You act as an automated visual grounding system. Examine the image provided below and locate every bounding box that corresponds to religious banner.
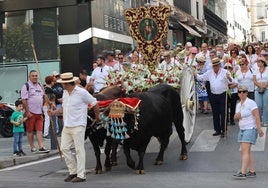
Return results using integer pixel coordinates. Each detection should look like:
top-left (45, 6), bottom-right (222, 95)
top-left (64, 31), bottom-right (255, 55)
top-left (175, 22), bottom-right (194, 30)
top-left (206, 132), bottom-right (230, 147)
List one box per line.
top-left (125, 5), bottom-right (171, 72)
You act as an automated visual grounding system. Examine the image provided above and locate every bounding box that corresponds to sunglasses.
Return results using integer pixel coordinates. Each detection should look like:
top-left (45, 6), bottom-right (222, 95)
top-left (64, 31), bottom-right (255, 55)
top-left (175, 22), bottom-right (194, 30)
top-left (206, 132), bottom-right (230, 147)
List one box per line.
top-left (224, 66), bottom-right (232, 69)
top-left (238, 90), bottom-right (247, 93)
top-left (239, 64), bottom-right (245, 66)
top-left (118, 57), bottom-right (123, 59)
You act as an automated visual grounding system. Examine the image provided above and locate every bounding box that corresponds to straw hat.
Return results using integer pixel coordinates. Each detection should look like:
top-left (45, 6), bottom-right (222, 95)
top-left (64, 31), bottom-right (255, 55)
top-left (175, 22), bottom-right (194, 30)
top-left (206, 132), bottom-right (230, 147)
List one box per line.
top-left (211, 57), bottom-right (221, 66)
top-left (162, 50), bottom-right (171, 57)
top-left (237, 85), bottom-right (248, 91)
top-left (257, 56), bottom-right (267, 65)
top-left (185, 42), bottom-right (192, 47)
top-left (224, 62), bottom-right (233, 68)
top-left (52, 71), bottom-right (60, 76)
top-left (197, 55), bottom-right (206, 62)
top-left (57, 72), bottom-right (79, 83)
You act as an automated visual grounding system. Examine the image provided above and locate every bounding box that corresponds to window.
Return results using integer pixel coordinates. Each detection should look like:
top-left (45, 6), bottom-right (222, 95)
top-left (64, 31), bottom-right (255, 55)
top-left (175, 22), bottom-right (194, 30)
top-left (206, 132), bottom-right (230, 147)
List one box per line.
top-left (261, 31), bottom-right (265, 42)
top-left (196, 1), bottom-right (199, 19)
top-left (3, 8), bottom-right (58, 63)
top-left (257, 2), bottom-right (267, 19)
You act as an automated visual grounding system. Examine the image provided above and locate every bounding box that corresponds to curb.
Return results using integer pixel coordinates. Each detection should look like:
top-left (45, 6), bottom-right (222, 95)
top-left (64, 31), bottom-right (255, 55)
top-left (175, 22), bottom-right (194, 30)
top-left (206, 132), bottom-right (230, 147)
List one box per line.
top-left (0, 150), bottom-right (59, 169)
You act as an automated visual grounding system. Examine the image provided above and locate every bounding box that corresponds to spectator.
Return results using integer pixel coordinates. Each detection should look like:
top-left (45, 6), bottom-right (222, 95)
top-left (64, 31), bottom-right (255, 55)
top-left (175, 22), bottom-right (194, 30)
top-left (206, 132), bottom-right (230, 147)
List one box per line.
top-left (105, 51), bottom-right (118, 68)
top-left (232, 85), bottom-right (264, 180)
top-left (236, 57), bottom-right (254, 100)
top-left (245, 45), bottom-right (258, 71)
top-left (89, 56), bottom-right (113, 93)
top-left (224, 63), bottom-right (238, 125)
top-left (43, 75), bottom-right (55, 138)
top-left (253, 57), bottom-right (268, 126)
top-left (52, 71), bottom-right (64, 135)
top-left (113, 52), bottom-right (124, 72)
top-left (195, 55), bottom-right (209, 114)
top-left (21, 70), bottom-right (50, 153)
top-left (10, 100), bottom-right (27, 156)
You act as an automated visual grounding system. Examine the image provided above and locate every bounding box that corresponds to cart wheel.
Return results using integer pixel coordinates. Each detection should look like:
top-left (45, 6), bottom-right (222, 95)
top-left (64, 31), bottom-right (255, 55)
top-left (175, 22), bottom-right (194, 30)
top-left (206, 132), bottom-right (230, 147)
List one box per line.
top-left (180, 66), bottom-right (197, 143)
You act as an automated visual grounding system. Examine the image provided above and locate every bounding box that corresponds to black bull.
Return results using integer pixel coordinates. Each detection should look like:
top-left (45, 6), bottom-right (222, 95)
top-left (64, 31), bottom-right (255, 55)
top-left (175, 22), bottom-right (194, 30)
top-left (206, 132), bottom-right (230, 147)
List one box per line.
top-left (85, 84), bottom-right (188, 174)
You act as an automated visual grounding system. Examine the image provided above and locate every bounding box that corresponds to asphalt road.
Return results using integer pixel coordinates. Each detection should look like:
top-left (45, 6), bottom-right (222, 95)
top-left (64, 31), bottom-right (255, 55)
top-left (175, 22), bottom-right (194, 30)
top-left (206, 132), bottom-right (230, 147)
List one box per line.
top-left (0, 111), bottom-right (268, 188)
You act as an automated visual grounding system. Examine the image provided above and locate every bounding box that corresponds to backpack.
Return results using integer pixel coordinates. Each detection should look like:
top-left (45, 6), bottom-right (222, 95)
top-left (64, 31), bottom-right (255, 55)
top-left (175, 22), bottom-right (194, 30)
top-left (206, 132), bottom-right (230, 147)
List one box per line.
top-left (25, 82), bottom-right (42, 91)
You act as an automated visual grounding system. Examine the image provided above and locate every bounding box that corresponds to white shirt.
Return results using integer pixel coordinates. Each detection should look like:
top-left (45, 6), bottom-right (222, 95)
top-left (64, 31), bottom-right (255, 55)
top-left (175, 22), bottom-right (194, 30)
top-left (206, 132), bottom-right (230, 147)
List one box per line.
top-left (246, 54), bottom-right (258, 70)
top-left (253, 67), bottom-right (268, 89)
top-left (62, 86), bottom-right (97, 127)
top-left (236, 69), bottom-right (254, 92)
top-left (86, 75), bottom-right (91, 84)
top-left (197, 68), bottom-right (230, 94)
top-left (158, 59), bottom-right (179, 71)
top-left (91, 65), bottom-right (113, 92)
top-left (236, 98), bottom-right (258, 130)
top-left (113, 62), bottom-right (124, 72)
top-left (197, 51), bottom-right (211, 72)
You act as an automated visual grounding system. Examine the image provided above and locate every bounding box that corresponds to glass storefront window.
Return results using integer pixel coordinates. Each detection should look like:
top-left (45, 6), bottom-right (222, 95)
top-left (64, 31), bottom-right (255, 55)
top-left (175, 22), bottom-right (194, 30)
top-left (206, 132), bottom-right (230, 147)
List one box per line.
top-left (92, 37), bottom-right (132, 59)
top-left (2, 8), bottom-right (59, 63)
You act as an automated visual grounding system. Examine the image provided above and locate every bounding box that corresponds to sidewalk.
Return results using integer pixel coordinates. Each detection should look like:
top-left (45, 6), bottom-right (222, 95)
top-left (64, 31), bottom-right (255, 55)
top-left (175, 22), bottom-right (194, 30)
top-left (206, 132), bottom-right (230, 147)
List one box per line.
top-left (0, 135), bottom-right (60, 169)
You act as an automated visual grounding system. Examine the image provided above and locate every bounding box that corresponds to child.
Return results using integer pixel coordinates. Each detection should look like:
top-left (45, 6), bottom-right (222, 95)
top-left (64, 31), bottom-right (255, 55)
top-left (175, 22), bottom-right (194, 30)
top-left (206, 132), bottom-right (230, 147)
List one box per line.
top-left (10, 100), bottom-right (27, 157)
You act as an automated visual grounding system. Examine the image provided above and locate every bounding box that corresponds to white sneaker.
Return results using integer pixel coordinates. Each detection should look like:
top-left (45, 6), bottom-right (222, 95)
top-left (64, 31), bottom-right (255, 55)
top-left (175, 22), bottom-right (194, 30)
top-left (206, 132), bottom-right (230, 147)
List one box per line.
top-left (31, 148), bottom-right (37, 152)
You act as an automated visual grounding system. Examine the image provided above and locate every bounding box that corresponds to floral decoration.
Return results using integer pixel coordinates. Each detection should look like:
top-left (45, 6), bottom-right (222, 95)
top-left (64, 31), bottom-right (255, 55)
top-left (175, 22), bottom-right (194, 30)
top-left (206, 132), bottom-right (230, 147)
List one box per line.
top-left (105, 64), bottom-right (183, 94)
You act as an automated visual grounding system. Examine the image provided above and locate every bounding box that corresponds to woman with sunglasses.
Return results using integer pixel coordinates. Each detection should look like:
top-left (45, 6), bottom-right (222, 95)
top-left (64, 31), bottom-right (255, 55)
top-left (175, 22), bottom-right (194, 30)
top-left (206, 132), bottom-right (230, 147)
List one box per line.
top-left (229, 47), bottom-right (240, 72)
top-left (236, 57), bottom-right (255, 100)
top-left (232, 85), bottom-right (264, 180)
top-left (253, 57), bottom-right (268, 126)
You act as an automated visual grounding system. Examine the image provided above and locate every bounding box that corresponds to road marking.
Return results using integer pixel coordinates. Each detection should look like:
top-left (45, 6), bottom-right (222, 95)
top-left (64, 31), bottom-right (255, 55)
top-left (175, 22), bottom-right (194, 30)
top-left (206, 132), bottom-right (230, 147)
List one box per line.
top-left (0, 156), bottom-right (61, 172)
top-left (189, 130), bottom-right (220, 152)
top-left (239, 127), bottom-right (267, 151)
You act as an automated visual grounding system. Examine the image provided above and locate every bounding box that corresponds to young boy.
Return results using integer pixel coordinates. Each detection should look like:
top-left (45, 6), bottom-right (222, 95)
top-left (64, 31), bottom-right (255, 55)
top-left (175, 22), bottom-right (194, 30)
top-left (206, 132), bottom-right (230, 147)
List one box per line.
top-left (10, 100), bottom-right (27, 156)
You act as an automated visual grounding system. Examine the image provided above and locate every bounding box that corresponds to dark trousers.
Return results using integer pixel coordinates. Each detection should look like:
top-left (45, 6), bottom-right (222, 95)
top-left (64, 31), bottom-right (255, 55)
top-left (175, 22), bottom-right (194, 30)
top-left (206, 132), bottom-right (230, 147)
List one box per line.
top-left (227, 93), bottom-right (239, 123)
top-left (210, 92), bottom-right (227, 133)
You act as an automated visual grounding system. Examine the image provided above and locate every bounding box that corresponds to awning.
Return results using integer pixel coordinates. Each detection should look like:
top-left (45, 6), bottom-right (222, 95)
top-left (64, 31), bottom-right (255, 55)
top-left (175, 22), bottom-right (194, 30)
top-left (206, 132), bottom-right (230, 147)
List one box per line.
top-left (195, 25), bottom-right (206, 34)
top-left (179, 22), bottom-right (201, 37)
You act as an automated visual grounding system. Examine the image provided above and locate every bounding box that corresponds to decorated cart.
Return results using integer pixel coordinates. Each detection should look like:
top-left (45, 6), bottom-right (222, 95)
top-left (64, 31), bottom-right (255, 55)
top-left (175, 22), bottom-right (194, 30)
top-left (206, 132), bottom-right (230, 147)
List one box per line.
top-left (99, 5), bottom-right (197, 143)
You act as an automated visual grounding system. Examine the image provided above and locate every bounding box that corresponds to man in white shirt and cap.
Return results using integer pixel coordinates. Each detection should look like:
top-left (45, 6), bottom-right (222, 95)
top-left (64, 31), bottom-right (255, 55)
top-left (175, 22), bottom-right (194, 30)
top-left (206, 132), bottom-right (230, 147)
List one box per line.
top-left (196, 57), bottom-right (232, 137)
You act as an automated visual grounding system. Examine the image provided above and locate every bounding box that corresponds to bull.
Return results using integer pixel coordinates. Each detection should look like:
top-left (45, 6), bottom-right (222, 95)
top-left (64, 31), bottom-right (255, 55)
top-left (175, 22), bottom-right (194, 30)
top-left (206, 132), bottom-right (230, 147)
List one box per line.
top-left (85, 86), bottom-right (124, 174)
top-left (123, 84), bottom-right (188, 174)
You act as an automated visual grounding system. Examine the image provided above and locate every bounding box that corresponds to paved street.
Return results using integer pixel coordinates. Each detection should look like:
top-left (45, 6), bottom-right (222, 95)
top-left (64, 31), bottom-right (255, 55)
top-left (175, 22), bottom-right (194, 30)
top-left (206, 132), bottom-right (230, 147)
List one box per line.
top-left (0, 111), bottom-right (268, 188)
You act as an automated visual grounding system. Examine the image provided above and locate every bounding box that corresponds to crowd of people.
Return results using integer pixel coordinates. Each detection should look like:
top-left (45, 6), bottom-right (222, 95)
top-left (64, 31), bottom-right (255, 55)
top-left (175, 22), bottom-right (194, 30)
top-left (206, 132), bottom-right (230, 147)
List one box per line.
top-left (10, 41), bottom-right (268, 182)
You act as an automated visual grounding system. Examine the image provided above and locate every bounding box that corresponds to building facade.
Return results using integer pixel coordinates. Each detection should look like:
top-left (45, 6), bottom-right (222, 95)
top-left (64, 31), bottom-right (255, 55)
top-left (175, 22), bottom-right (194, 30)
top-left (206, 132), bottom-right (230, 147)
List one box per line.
top-left (250, 0), bottom-right (268, 43)
top-left (225, 0), bottom-right (251, 44)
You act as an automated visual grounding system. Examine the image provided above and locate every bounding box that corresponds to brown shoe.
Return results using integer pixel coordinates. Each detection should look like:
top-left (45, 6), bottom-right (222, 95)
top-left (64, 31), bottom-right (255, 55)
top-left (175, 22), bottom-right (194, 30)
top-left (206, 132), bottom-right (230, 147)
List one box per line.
top-left (64, 174), bottom-right (77, 182)
top-left (71, 177), bottom-right (86, 183)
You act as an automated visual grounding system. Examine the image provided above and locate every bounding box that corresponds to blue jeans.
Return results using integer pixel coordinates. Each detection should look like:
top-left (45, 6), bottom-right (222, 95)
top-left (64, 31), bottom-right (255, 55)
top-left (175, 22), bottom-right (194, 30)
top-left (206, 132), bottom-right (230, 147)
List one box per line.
top-left (55, 104), bottom-right (63, 133)
top-left (238, 128), bottom-right (258, 145)
top-left (255, 89), bottom-right (268, 124)
top-left (13, 132), bottom-right (24, 153)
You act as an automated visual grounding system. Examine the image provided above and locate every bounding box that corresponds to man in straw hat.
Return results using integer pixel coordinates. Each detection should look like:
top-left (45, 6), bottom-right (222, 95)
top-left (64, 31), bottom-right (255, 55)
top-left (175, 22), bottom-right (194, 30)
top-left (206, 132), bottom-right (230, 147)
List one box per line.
top-left (196, 57), bottom-right (233, 137)
top-left (48, 72), bottom-right (101, 183)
